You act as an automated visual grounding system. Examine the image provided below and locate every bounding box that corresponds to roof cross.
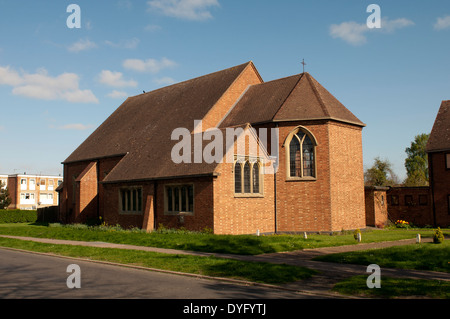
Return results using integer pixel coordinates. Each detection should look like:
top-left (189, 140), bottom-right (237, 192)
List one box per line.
top-left (301, 59), bottom-right (306, 73)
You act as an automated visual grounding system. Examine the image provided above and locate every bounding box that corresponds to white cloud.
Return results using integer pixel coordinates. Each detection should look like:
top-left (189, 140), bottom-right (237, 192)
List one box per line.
top-left (123, 57), bottom-right (177, 73)
top-left (68, 38), bottom-right (97, 53)
top-left (382, 18), bottom-right (415, 33)
top-left (105, 37), bottom-right (140, 49)
top-left (107, 90), bottom-right (129, 99)
top-left (330, 21), bottom-right (368, 46)
top-left (147, 0), bottom-right (220, 21)
top-left (330, 17), bottom-right (414, 45)
top-left (0, 65), bottom-right (23, 86)
top-left (0, 66), bottom-right (98, 103)
top-left (98, 70), bottom-right (138, 87)
top-left (57, 123), bottom-right (94, 130)
top-left (434, 15), bottom-right (450, 30)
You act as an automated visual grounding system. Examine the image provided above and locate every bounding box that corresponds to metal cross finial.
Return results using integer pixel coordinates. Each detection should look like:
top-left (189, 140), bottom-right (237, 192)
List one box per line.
top-left (301, 59), bottom-right (306, 73)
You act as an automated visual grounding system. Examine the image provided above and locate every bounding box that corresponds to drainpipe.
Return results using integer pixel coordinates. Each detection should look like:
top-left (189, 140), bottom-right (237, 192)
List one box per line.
top-left (274, 123), bottom-right (279, 234)
top-left (153, 180), bottom-right (158, 230)
top-left (96, 160), bottom-right (100, 221)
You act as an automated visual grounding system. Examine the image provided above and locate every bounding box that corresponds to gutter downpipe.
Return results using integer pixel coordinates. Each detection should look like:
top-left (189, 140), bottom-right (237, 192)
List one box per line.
top-left (274, 123), bottom-right (279, 234)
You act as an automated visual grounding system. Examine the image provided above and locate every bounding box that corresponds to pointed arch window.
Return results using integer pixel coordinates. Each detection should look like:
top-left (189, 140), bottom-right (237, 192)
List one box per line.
top-left (286, 127), bottom-right (317, 179)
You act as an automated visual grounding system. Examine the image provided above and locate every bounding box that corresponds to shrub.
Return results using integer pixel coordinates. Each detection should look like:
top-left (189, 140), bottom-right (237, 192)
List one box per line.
top-left (0, 209), bottom-right (37, 223)
top-left (433, 227), bottom-right (444, 244)
top-left (395, 220), bottom-right (410, 229)
top-left (353, 229), bottom-right (361, 241)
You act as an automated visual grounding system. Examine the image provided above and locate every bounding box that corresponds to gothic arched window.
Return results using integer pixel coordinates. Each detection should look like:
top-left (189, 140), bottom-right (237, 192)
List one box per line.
top-left (286, 127), bottom-right (317, 179)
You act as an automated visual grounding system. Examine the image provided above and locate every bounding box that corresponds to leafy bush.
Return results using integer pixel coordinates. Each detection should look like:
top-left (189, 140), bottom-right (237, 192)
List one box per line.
top-left (395, 220), bottom-right (410, 229)
top-left (353, 229), bottom-right (361, 241)
top-left (0, 209), bottom-right (37, 223)
top-left (433, 227), bottom-right (445, 244)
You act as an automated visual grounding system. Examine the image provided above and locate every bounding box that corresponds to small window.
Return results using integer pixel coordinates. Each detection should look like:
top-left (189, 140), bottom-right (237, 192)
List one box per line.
top-left (165, 185), bottom-right (194, 214)
top-left (40, 179), bottom-right (46, 185)
top-left (419, 194), bottom-right (428, 206)
top-left (252, 163), bottom-right (260, 194)
top-left (243, 162), bottom-right (251, 193)
top-left (21, 179), bottom-right (27, 185)
top-left (405, 195), bottom-right (413, 206)
top-left (390, 195), bottom-right (399, 206)
top-left (234, 158), bottom-right (262, 195)
top-left (119, 187), bottom-right (143, 213)
top-left (234, 162), bottom-right (242, 193)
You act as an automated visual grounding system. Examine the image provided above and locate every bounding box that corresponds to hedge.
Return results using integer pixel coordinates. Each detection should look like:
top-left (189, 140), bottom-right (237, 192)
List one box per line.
top-left (0, 209), bottom-right (38, 223)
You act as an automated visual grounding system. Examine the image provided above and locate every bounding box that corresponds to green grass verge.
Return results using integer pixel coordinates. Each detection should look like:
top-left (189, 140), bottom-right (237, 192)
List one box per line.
top-left (333, 275), bottom-right (450, 299)
top-left (0, 237), bottom-right (317, 285)
top-left (0, 223), bottom-right (447, 255)
top-left (313, 241), bottom-right (450, 273)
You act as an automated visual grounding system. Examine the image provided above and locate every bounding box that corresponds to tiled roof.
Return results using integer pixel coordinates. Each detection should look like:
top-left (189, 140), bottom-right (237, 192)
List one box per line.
top-left (426, 100), bottom-right (450, 152)
top-left (63, 62), bottom-right (365, 183)
top-left (220, 72), bottom-right (365, 127)
top-left (63, 62), bottom-right (254, 182)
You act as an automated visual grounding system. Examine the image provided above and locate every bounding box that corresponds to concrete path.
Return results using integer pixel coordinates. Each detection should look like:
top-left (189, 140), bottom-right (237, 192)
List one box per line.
top-left (1, 235), bottom-right (448, 297)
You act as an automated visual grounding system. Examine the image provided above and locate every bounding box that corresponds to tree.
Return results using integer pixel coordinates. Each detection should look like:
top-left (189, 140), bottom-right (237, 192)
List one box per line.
top-left (364, 157), bottom-right (399, 186)
top-left (404, 133), bottom-right (429, 186)
top-left (0, 182), bottom-right (11, 209)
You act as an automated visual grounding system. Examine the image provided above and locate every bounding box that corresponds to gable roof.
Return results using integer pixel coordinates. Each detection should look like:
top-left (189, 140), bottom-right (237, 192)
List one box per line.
top-left (63, 61), bottom-right (256, 182)
top-left (220, 72), bottom-right (365, 128)
top-left (63, 62), bottom-right (365, 183)
top-left (426, 100), bottom-right (450, 153)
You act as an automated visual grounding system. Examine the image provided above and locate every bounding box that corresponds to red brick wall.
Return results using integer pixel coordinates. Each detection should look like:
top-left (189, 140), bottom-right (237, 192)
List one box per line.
top-left (365, 186), bottom-right (389, 228)
top-left (268, 120), bottom-right (365, 232)
top-left (213, 161), bottom-right (275, 235)
top-left (60, 156), bottom-right (123, 224)
top-left (328, 122), bottom-right (366, 231)
top-left (429, 152), bottom-right (450, 227)
top-left (76, 162), bottom-right (98, 223)
top-left (102, 177), bottom-right (214, 231)
top-left (274, 121), bottom-right (332, 232)
top-left (6, 176), bottom-right (17, 209)
top-left (387, 187), bottom-right (433, 226)
top-left (61, 161), bottom-right (91, 223)
top-left (102, 181), bottom-right (152, 229)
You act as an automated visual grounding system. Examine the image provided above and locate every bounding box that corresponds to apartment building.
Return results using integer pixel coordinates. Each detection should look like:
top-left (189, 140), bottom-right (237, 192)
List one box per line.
top-left (4, 173), bottom-right (63, 210)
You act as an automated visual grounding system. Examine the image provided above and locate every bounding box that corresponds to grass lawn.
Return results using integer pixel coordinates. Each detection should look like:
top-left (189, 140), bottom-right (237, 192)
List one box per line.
top-left (0, 223), bottom-right (447, 255)
top-left (332, 275), bottom-right (450, 299)
top-left (313, 240), bottom-right (450, 273)
top-left (0, 237), bottom-right (317, 285)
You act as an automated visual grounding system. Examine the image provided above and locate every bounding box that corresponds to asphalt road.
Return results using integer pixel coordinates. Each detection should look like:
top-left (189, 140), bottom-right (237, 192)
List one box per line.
top-left (0, 248), bottom-right (319, 300)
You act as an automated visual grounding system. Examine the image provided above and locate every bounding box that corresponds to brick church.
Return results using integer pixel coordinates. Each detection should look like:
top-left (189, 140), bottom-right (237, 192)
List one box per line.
top-left (58, 61), bottom-right (366, 234)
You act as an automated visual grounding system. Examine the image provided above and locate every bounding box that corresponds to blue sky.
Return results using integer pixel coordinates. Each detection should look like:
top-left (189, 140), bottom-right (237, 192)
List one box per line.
top-left (0, 0), bottom-right (449, 181)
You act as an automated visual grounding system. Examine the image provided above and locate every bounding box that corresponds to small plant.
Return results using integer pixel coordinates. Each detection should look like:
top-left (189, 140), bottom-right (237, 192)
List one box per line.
top-left (395, 220), bottom-right (410, 229)
top-left (353, 229), bottom-right (361, 241)
top-left (201, 227), bottom-right (214, 234)
top-left (433, 227), bottom-right (444, 244)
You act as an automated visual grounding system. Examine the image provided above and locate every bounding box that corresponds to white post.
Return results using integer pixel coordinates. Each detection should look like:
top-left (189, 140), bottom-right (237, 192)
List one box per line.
top-left (416, 233), bottom-right (421, 244)
top-left (303, 232), bottom-right (308, 239)
top-left (256, 229), bottom-right (260, 237)
top-left (357, 232), bottom-right (362, 243)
